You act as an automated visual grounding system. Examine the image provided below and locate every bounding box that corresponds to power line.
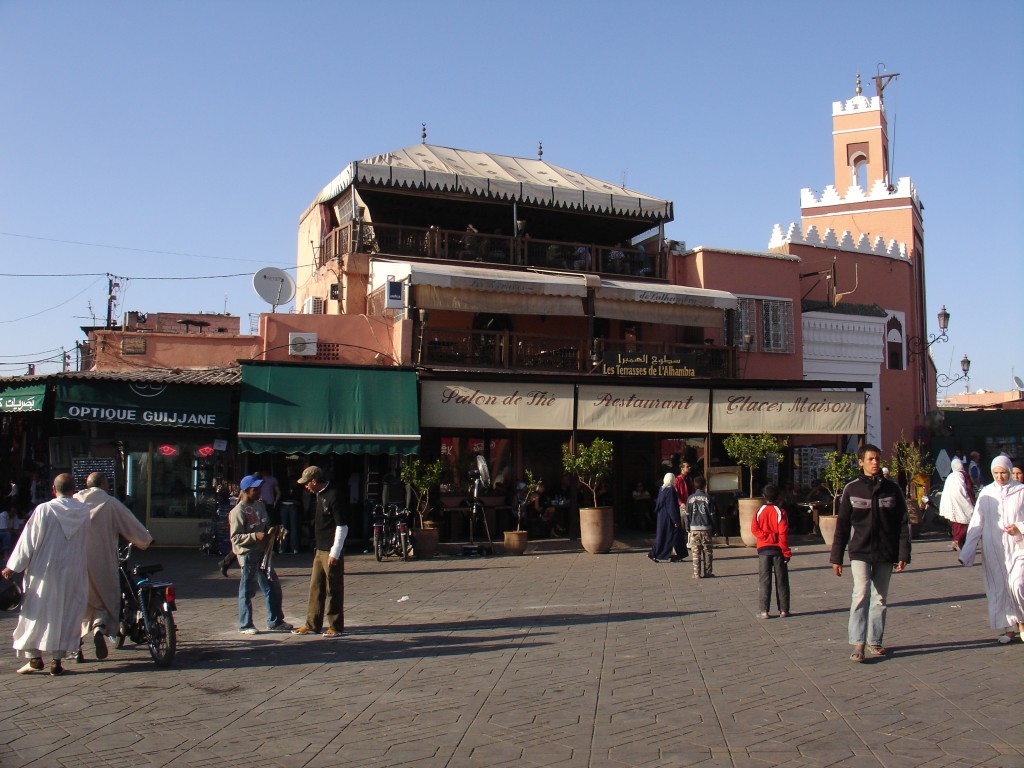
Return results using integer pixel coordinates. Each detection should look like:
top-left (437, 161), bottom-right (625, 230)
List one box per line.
top-left (0, 231), bottom-right (275, 263)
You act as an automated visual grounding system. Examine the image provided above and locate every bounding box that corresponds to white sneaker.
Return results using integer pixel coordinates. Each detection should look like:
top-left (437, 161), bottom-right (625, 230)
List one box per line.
top-left (239, 627), bottom-right (260, 635)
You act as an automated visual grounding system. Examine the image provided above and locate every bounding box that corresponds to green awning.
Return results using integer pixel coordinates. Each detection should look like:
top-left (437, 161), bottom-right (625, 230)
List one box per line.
top-left (54, 380), bottom-right (232, 428)
top-left (238, 364), bottom-right (420, 455)
top-left (0, 383), bottom-right (46, 413)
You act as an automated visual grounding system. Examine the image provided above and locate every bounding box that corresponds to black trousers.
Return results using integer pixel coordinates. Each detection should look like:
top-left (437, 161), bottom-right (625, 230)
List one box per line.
top-left (758, 552), bottom-right (790, 613)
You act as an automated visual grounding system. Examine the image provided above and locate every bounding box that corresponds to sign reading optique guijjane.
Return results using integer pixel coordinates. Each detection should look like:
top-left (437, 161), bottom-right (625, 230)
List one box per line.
top-left (577, 385), bottom-right (709, 432)
top-left (420, 381), bottom-right (574, 430)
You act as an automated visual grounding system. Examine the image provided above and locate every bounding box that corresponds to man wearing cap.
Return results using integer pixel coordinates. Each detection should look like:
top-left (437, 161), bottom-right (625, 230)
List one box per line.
top-left (229, 474), bottom-right (292, 634)
top-left (291, 467), bottom-right (348, 638)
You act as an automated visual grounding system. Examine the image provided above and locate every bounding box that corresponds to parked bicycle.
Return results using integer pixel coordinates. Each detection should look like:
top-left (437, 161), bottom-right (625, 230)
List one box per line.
top-left (372, 503), bottom-right (414, 561)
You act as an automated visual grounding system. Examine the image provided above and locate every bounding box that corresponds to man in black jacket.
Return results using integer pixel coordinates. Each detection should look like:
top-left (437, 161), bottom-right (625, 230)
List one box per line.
top-left (830, 444), bottom-right (911, 662)
top-left (291, 467), bottom-right (348, 638)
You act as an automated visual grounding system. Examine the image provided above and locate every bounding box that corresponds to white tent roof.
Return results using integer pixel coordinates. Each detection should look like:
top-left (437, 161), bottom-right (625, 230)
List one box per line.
top-left (307, 144), bottom-right (673, 221)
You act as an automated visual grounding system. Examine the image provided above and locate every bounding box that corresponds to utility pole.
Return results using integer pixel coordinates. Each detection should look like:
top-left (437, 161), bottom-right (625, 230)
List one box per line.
top-left (106, 274), bottom-right (121, 328)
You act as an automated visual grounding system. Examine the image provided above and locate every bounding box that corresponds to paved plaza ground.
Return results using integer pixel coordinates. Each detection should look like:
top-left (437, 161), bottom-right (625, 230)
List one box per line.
top-left (1, 532), bottom-right (1022, 767)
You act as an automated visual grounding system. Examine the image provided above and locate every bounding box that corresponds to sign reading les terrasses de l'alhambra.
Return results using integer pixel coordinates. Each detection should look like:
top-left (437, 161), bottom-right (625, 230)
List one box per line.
top-left (601, 352), bottom-right (698, 378)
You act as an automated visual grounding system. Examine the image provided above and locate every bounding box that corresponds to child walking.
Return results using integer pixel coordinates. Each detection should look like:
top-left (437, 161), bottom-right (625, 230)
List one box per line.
top-left (751, 484), bottom-right (791, 618)
top-left (685, 475), bottom-right (716, 578)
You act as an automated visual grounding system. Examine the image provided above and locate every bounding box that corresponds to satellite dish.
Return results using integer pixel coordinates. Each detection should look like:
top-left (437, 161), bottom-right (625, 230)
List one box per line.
top-left (253, 267), bottom-right (296, 311)
top-left (1015, 375), bottom-right (1024, 391)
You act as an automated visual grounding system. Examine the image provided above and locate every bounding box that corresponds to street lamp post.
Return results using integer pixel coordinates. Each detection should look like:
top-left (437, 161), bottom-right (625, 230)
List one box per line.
top-left (937, 354), bottom-right (971, 393)
top-left (907, 305), bottom-right (950, 359)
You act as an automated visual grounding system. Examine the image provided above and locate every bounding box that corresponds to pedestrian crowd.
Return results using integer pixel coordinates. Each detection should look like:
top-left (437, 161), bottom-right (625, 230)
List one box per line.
top-left (2, 442), bottom-right (1022, 674)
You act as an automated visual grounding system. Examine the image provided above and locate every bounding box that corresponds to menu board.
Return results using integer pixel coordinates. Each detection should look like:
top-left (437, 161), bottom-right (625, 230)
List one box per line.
top-left (72, 458), bottom-right (117, 495)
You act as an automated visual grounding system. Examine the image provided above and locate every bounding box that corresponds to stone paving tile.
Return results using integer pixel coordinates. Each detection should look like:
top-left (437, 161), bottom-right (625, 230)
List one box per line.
top-left (1, 535), bottom-right (1022, 767)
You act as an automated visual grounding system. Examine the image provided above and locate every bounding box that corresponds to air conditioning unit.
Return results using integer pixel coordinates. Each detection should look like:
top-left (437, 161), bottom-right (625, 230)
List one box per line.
top-left (302, 296), bottom-right (324, 315)
top-left (288, 333), bottom-right (318, 356)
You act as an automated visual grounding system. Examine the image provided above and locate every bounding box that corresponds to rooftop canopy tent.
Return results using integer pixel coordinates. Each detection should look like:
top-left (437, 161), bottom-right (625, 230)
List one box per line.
top-left (238, 363), bottom-right (420, 455)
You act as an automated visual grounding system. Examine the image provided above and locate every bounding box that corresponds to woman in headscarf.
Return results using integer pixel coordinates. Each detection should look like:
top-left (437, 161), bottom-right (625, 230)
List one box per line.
top-left (648, 473), bottom-right (684, 563)
top-left (958, 456), bottom-right (1024, 644)
top-left (940, 458), bottom-right (975, 551)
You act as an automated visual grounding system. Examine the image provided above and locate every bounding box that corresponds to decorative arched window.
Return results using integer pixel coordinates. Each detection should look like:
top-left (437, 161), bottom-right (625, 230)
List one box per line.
top-left (851, 152), bottom-right (869, 191)
top-left (885, 315), bottom-right (904, 370)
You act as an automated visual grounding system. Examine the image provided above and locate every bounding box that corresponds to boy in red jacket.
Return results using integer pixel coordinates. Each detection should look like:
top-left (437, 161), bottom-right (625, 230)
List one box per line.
top-left (751, 484), bottom-right (791, 618)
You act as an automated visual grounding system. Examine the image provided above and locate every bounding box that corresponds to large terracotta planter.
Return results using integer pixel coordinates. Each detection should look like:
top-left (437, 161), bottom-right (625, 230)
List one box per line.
top-left (579, 506), bottom-right (615, 554)
top-left (818, 515), bottom-right (838, 548)
top-left (413, 526), bottom-right (439, 559)
top-left (503, 530), bottom-right (528, 555)
top-left (737, 497), bottom-right (763, 548)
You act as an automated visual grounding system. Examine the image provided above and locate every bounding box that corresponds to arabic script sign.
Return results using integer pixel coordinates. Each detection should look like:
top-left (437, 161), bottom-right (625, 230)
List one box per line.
top-left (601, 351), bottom-right (699, 378)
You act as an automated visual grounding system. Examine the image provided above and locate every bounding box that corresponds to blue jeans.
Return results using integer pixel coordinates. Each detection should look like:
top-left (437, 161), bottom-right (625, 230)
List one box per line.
top-left (238, 553), bottom-right (285, 629)
top-left (848, 560), bottom-right (893, 646)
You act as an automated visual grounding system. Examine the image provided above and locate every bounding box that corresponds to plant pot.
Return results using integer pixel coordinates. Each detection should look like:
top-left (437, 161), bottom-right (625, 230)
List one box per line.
top-left (413, 526), bottom-right (439, 559)
top-left (818, 515), bottom-right (838, 548)
top-left (737, 497), bottom-right (763, 548)
top-left (579, 506), bottom-right (615, 554)
top-left (503, 530), bottom-right (528, 555)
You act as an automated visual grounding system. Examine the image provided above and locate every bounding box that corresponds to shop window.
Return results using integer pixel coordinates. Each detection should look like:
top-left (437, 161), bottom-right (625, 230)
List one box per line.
top-left (133, 441), bottom-right (219, 519)
top-left (439, 435), bottom-right (512, 496)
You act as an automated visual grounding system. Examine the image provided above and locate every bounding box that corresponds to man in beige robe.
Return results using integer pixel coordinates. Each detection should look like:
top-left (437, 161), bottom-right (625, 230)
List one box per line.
top-left (75, 472), bottom-right (153, 661)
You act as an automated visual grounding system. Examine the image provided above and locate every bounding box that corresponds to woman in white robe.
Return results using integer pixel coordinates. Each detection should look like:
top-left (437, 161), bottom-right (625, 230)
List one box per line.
top-left (940, 458), bottom-right (975, 551)
top-left (958, 456), bottom-right (1024, 643)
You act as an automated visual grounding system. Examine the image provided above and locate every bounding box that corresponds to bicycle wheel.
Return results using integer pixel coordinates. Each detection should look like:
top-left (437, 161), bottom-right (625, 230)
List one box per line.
top-left (147, 604), bottom-right (176, 667)
top-left (400, 531), bottom-right (410, 561)
top-left (374, 531), bottom-right (384, 562)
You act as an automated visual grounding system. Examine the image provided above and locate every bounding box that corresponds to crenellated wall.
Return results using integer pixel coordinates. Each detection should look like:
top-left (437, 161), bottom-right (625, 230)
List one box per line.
top-left (768, 222), bottom-right (909, 260)
top-left (799, 176), bottom-right (920, 210)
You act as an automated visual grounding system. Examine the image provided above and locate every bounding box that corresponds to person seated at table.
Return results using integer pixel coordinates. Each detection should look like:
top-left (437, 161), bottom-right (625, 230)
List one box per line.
top-left (631, 481), bottom-right (653, 530)
top-left (797, 479), bottom-right (831, 534)
top-left (546, 244), bottom-right (567, 269)
top-left (572, 245), bottom-right (592, 271)
top-left (634, 244), bottom-right (652, 276)
top-left (607, 243), bottom-right (627, 274)
top-left (458, 224), bottom-right (479, 259)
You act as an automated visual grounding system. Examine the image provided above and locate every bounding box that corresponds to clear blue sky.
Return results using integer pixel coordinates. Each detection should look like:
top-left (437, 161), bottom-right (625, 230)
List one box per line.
top-left (2, 1), bottom-right (1021, 394)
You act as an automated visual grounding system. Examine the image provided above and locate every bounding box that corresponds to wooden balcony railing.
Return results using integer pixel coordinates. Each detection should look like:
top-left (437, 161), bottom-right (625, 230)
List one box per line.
top-left (317, 221), bottom-right (667, 279)
top-left (419, 327), bottom-right (735, 377)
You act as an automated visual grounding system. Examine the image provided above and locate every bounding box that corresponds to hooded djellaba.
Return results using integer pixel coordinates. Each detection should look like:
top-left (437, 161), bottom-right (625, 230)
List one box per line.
top-left (958, 455), bottom-right (1024, 644)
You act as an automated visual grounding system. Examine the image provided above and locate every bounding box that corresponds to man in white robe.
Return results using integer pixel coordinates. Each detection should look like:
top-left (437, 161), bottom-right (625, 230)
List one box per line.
top-left (75, 472), bottom-right (153, 661)
top-left (2, 474), bottom-right (91, 676)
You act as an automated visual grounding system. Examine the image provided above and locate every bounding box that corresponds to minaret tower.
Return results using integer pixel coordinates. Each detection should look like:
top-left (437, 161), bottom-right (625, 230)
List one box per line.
top-left (800, 72), bottom-right (923, 264)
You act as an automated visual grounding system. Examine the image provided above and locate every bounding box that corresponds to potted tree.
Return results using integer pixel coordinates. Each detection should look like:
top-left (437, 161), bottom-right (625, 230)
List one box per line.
top-left (400, 457), bottom-right (445, 559)
top-left (561, 437), bottom-right (614, 553)
top-left (722, 432), bottom-right (788, 547)
top-left (890, 435), bottom-right (934, 538)
top-left (503, 469), bottom-right (538, 556)
top-left (817, 449), bottom-right (858, 546)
